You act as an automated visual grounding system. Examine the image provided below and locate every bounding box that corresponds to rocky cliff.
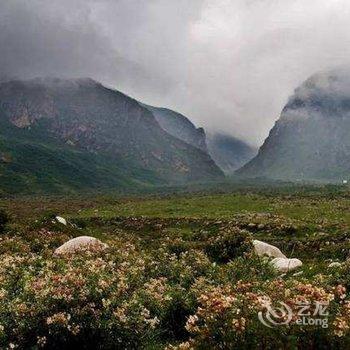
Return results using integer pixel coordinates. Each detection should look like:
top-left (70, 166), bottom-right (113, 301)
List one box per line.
top-left (238, 69), bottom-right (350, 182)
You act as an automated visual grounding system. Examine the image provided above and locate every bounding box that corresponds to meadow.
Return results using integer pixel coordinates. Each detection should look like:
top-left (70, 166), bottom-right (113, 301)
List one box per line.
top-left (1, 186), bottom-right (350, 349)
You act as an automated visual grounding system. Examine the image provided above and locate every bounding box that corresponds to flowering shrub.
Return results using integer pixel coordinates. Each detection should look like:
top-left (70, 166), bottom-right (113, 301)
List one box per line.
top-left (0, 237), bottom-right (154, 348)
top-left (169, 279), bottom-right (350, 349)
top-left (203, 227), bottom-right (252, 263)
top-left (1, 219), bottom-right (350, 349)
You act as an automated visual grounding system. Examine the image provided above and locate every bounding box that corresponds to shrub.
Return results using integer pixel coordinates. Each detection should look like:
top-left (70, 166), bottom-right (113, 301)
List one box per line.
top-left (204, 227), bottom-right (252, 263)
top-left (172, 280), bottom-right (350, 350)
top-left (0, 209), bottom-right (9, 234)
top-left (2, 215), bottom-right (350, 349)
top-left (220, 255), bottom-right (278, 283)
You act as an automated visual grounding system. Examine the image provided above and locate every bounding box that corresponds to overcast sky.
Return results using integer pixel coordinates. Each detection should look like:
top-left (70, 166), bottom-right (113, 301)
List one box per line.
top-left (1, 0), bottom-right (350, 146)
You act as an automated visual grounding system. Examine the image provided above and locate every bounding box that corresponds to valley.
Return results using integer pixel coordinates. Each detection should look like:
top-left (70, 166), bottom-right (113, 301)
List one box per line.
top-left (2, 1), bottom-right (350, 349)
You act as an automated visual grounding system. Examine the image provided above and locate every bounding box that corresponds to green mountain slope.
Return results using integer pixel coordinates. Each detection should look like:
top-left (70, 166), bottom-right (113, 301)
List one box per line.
top-left (0, 118), bottom-right (163, 195)
top-left (0, 78), bottom-right (223, 194)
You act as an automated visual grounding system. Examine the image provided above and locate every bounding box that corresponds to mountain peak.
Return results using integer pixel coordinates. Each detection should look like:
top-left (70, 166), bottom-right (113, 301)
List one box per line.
top-left (238, 68), bottom-right (350, 182)
top-left (283, 68), bottom-right (350, 121)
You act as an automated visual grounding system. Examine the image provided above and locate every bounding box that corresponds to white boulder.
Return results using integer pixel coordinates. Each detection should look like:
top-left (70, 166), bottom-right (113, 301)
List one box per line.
top-left (271, 257), bottom-right (302, 273)
top-left (55, 216), bottom-right (67, 225)
top-left (253, 240), bottom-right (286, 259)
top-left (54, 236), bottom-right (108, 255)
top-left (328, 262), bottom-right (342, 268)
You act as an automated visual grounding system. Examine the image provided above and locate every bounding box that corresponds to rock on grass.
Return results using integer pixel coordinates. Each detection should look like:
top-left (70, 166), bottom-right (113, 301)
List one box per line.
top-left (271, 257), bottom-right (302, 273)
top-left (54, 236), bottom-right (108, 255)
top-left (253, 239), bottom-right (286, 259)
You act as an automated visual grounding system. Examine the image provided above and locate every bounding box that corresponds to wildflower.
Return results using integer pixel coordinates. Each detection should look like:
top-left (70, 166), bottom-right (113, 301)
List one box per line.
top-left (232, 317), bottom-right (246, 333)
top-left (102, 298), bottom-right (112, 308)
top-left (335, 285), bottom-right (347, 300)
top-left (333, 316), bottom-right (349, 337)
top-left (166, 341), bottom-right (194, 350)
top-left (146, 317), bottom-right (160, 329)
top-left (68, 324), bottom-right (81, 335)
top-left (36, 336), bottom-right (47, 347)
top-left (46, 312), bottom-right (71, 326)
top-left (185, 315), bottom-right (199, 333)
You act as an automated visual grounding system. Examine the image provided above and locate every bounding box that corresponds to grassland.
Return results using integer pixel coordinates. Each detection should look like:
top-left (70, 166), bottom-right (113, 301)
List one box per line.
top-left (1, 186), bottom-right (350, 349)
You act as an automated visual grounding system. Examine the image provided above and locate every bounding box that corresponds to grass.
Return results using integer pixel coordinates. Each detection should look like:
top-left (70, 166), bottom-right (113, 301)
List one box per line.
top-left (2, 187), bottom-right (350, 264)
top-left (61, 191), bottom-right (350, 227)
top-left (3, 187), bottom-right (350, 238)
top-left (2, 186), bottom-right (350, 348)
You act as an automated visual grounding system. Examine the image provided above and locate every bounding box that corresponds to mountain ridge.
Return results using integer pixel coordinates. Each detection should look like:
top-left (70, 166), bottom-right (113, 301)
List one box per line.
top-left (238, 69), bottom-right (350, 182)
top-left (0, 77), bottom-right (223, 194)
top-left (145, 104), bottom-right (256, 174)
top-left (143, 104), bottom-right (208, 152)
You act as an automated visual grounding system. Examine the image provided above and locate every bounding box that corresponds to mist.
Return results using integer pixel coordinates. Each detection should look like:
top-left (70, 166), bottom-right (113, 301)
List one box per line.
top-left (1, 0), bottom-right (350, 146)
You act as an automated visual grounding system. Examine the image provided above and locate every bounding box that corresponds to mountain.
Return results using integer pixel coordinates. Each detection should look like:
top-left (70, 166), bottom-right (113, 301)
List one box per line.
top-left (0, 77), bottom-right (223, 194)
top-left (145, 104), bottom-right (255, 174)
top-left (144, 105), bottom-right (207, 152)
top-left (206, 133), bottom-right (257, 174)
top-left (238, 68), bottom-right (350, 182)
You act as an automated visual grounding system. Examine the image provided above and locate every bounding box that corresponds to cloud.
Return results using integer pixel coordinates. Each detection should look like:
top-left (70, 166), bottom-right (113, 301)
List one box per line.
top-left (1, 0), bottom-right (350, 146)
